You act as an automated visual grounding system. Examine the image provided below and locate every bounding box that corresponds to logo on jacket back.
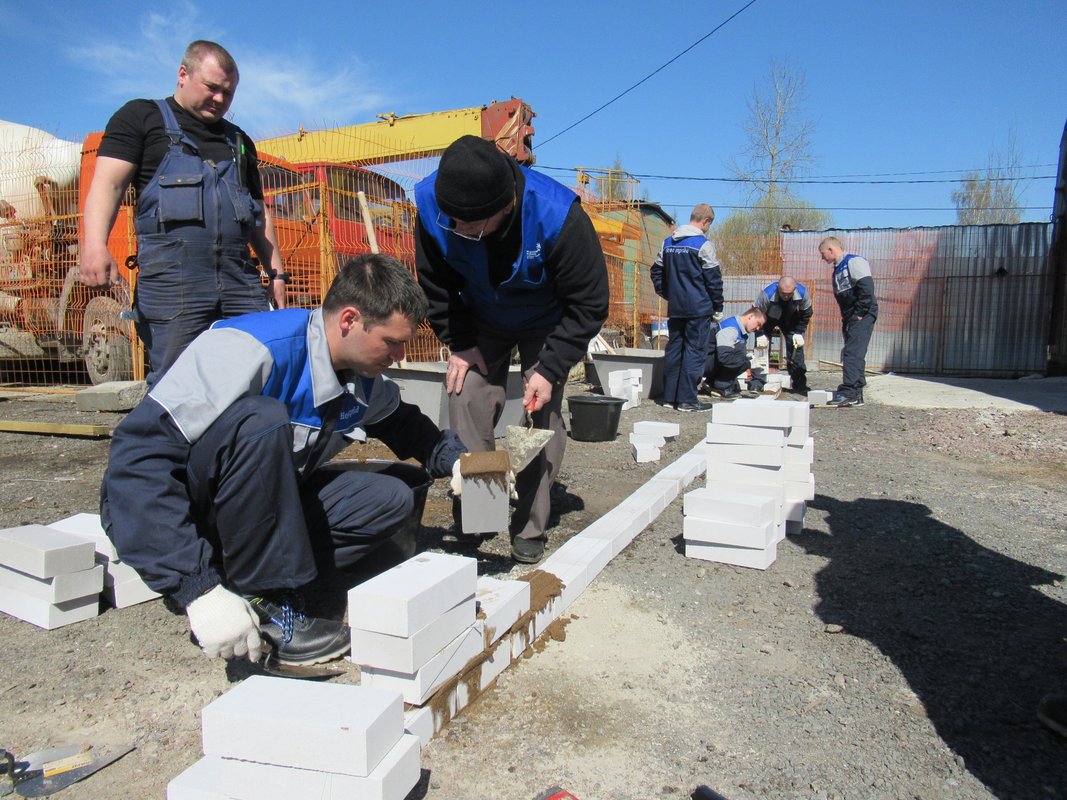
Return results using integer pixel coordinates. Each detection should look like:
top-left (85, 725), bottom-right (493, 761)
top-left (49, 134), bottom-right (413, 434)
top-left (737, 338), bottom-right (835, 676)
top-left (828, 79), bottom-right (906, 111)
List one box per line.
top-left (525, 242), bottom-right (543, 262)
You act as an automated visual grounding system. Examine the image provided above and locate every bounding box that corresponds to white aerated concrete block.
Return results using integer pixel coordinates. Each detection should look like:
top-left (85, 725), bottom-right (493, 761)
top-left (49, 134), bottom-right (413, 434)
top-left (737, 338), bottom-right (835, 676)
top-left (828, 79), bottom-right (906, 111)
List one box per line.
top-left (543, 536), bottom-right (614, 592)
top-left (103, 559), bottom-right (161, 608)
top-left (574, 513), bottom-right (640, 557)
top-left (403, 705), bottom-right (435, 749)
top-left (785, 438), bottom-right (814, 464)
top-left (706, 461), bottom-right (785, 485)
top-left (685, 540), bottom-right (778, 570)
top-left (683, 486), bottom-right (775, 525)
top-left (351, 595), bottom-right (476, 673)
top-left (631, 442), bottom-right (660, 462)
top-left (629, 431), bottom-right (665, 448)
top-left (683, 516), bottom-right (775, 548)
top-left (201, 676), bottom-right (404, 777)
top-left (785, 474), bottom-right (816, 502)
top-left (47, 513), bottom-right (119, 562)
top-left (0, 563), bottom-right (102, 604)
top-left (476, 577), bottom-right (530, 647)
top-left (168, 734), bottom-right (420, 800)
top-left (785, 425), bottom-right (809, 446)
top-left (783, 463), bottom-right (812, 482)
top-left (705, 480), bottom-right (785, 525)
top-left (711, 399), bottom-right (795, 429)
top-left (786, 519), bottom-right (804, 536)
top-left (0, 586), bottom-right (99, 629)
top-left (653, 451), bottom-right (706, 492)
top-left (479, 636), bottom-right (512, 691)
top-left (784, 500), bottom-right (807, 522)
top-left (705, 422), bottom-right (784, 447)
top-left (0, 525), bottom-right (96, 579)
top-left (808, 389), bottom-right (834, 405)
top-left (707, 442), bottom-right (785, 468)
top-left (361, 624), bottom-right (484, 706)
top-left (510, 617), bottom-right (535, 659)
top-left (348, 553), bottom-right (477, 638)
top-left (633, 420), bottom-right (679, 440)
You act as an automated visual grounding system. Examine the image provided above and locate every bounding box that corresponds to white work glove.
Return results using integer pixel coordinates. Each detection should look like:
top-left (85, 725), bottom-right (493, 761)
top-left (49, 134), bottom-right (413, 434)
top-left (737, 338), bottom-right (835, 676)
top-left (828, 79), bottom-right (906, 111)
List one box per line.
top-left (712, 311), bottom-right (724, 322)
top-left (755, 335), bottom-right (769, 348)
top-left (186, 585), bottom-right (263, 662)
top-left (450, 457), bottom-right (464, 496)
top-left (792, 333), bottom-right (805, 348)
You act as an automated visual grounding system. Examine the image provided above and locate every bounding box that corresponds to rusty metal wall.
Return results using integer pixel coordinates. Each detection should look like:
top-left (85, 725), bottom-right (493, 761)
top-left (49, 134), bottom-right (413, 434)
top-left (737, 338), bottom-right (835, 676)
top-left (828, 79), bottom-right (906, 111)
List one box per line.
top-left (778, 224), bottom-right (1053, 377)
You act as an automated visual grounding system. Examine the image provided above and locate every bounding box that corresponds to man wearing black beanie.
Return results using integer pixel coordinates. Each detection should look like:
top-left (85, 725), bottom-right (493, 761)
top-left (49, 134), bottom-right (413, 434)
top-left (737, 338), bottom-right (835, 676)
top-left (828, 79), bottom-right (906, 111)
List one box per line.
top-left (414, 135), bottom-right (609, 563)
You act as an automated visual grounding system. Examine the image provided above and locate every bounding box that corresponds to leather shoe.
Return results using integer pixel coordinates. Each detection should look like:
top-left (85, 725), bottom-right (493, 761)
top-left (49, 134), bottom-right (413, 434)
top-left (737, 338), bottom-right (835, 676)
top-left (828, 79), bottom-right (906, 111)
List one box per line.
top-left (511, 536), bottom-right (546, 564)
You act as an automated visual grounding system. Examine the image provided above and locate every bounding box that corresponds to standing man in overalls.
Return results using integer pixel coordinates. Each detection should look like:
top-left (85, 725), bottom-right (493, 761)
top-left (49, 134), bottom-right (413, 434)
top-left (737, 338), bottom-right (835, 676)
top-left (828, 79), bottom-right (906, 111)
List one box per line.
top-left (819, 236), bottom-right (878, 407)
top-left (80, 40), bottom-right (287, 384)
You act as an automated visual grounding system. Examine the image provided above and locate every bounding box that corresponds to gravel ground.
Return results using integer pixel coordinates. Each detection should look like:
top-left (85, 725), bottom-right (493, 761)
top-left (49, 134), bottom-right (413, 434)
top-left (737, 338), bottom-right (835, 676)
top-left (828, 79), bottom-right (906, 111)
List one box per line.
top-left (0, 370), bottom-right (1065, 800)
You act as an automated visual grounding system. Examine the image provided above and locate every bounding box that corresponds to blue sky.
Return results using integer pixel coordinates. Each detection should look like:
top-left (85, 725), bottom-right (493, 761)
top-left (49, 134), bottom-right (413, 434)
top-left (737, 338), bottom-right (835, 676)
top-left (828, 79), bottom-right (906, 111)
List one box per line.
top-left (2, 0), bottom-right (1065, 229)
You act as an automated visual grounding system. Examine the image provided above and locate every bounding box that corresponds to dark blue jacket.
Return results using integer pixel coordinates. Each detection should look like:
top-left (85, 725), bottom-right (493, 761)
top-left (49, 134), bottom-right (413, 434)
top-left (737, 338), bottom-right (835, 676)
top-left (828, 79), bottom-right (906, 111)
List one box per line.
top-left (832, 254), bottom-right (879, 321)
top-left (650, 224), bottom-right (723, 318)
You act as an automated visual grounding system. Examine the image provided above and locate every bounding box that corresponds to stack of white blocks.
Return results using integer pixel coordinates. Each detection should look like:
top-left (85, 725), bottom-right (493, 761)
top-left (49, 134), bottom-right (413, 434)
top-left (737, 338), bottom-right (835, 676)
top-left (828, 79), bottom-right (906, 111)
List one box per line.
top-left (47, 513), bottom-right (160, 608)
top-left (682, 398), bottom-right (814, 569)
top-left (0, 524), bottom-right (102, 629)
top-left (606, 368), bottom-right (643, 410)
top-left (628, 420), bottom-right (679, 463)
top-left (167, 675), bottom-right (420, 800)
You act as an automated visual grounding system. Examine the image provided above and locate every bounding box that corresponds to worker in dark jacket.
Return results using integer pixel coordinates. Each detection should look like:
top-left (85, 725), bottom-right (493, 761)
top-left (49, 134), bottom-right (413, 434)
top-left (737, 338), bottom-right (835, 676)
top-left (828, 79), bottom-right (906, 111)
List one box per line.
top-left (650, 203), bottom-right (723, 412)
top-left (749, 276), bottom-right (814, 394)
top-left (819, 236), bottom-right (878, 407)
top-left (100, 255), bottom-right (466, 666)
top-left (414, 135), bottom-right (609, 564)
top-left (703, 307), bottom-right (766, 398)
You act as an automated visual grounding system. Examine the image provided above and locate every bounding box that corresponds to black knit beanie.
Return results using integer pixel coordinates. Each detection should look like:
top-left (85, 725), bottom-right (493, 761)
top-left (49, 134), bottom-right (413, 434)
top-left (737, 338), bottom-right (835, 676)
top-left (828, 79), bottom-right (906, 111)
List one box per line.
top-left (435, 135), bottom-right (516, 221)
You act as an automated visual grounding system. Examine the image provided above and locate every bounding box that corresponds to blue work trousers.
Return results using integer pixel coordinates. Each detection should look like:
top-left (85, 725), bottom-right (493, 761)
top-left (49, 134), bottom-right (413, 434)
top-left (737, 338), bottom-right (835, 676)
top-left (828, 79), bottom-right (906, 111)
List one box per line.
top-left (838, 314), bottom-right (876, 398)
top-left (662, 315), bottom-right (711, 406)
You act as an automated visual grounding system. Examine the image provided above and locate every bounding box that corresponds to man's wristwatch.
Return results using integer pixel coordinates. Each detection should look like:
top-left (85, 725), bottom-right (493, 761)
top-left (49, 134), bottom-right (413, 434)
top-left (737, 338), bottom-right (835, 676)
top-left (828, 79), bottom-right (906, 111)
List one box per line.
top-left (268, 271), bottom-right (291, 284)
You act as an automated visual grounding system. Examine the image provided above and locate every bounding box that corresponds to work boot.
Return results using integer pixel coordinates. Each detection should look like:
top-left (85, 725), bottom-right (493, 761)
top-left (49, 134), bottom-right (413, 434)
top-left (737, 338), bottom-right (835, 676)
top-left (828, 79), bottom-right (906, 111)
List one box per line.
top-left (709, 387), bottom-right (740, 400)
top-left (828, 392), bottom-right (864, 408)
top-left (245, 591), bottom-right (350, 666)
top-left (676, 401), bottom-right (713, 412)
top-left (511, 536), bottom-right (546, 564)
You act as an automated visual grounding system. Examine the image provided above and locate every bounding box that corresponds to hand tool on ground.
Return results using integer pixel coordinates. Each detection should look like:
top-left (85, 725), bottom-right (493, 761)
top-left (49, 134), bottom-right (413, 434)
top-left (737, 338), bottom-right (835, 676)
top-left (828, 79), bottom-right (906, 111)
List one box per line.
top-left (502, 399), bottom-right (553, 473)
top-left (0, 743), bottom-right (134, 797)
top-left (532, 788), bottom-right (581, 800)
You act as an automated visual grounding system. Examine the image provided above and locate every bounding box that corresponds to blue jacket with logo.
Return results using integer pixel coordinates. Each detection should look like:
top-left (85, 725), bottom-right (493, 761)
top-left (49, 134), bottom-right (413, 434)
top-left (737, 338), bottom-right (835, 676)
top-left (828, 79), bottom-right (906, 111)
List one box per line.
top-left (650, 224), bottom-right (723, 318)
top-left (832, 254), bottom-right (879, 321)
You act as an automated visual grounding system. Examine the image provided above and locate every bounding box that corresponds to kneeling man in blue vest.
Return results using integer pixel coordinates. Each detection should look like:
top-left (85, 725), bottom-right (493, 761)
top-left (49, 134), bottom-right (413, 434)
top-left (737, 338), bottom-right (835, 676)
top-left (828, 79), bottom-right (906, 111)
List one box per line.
top-left (100, 254), bottom-right (470, 667)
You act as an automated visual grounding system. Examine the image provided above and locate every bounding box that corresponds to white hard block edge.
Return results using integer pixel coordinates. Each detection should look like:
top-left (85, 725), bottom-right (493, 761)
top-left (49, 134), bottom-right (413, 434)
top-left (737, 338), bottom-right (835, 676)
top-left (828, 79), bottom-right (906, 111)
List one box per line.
top-left (784, 474), bottom-right (816, 502)
top-left (710, 399), bottom-right (795, 429)
top-left (786, 519), bottom-right (805, 536)
top-left (574, 510), bottom-right (642, 558)
top-left (403, 705), bottom-right (435, 749)
top-left (201, 675), bottom-right (404, 777)
top-left (653, 451), bottom-right (706, 491)
top-left (784, 500), bottom-right (807, 522)
top-left (629, 431), bottom-right (665, 448)
top-left (706, 442), bottom-right (785, 468)
top-left (351, 595), bottom-right (476, 674)
top-left (542, 536), bottom-right (614, 604)
top-left (459, 474), bottom-right (510, 535)
top-left (683, 486), bottom-right (774, 525)
top-left (784, 438), bottom-right (815, 464)
top-left (705, 479), bottom-right (785, 524)
top-left (475, 577), bottom-right (530, 648)
top-left (684, 539), bottom-right (778, 570)
top-left (783, 463), bottom-right (812, 482)
top-left (360, 624), bottom-right (484, 706)
top-left (682, 516), bottom-right (775, 548)
top-left (0, 563), bottom-right (103, 604)
top-left (632, 420), bottom-right (680, 439)
top-left (102, 558), bottom-right (161, 607)
top-left (0, 586), bottom-right (99, 630)
top-left (0, 525), bottom-right (96, 579)
top-left (47, 513), bottom-right (119, 562)
top-left (348, 552), bottom-right (477, 637)
top-left (631, 442), bottom-right (660, 463)
top-left (167, 735), bottom-right (421, 800)
top-left (706, 461), bottom-right (785, 486)
top-left (808, 389), bottom-right (834, 405)
top-left (705, 422), bottom-right (784, 447)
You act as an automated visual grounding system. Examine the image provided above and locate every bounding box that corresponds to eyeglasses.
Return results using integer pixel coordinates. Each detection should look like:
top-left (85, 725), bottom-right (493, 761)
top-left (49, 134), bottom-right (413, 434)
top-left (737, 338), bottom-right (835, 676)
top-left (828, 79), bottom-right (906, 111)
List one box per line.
top-left (436, 211), bottom-right (487, 242)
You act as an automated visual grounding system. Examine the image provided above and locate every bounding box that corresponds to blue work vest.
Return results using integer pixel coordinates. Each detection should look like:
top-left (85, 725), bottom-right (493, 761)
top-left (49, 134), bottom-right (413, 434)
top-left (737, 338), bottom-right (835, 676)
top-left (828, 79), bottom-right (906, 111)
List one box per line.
top-left (415, 166), bottom-right (576, 331)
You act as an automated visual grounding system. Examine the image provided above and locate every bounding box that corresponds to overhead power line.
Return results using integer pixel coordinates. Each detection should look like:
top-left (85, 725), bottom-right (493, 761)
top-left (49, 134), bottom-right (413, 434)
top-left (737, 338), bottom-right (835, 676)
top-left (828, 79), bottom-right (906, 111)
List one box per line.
top-left (658, 203), bottom-right (1052, 213)
top-left (535, 0), bottom-right (759, 149)
top-left (537, 165), bottom-right (1055, 185)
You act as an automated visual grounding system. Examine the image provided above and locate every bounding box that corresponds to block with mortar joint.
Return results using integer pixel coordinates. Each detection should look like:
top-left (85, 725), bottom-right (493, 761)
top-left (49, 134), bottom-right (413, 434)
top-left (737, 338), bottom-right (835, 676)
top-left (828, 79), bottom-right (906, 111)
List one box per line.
top-left (0, 525), bottom-right (96, 579)
top-left (543, 536), bottom-right (613, 592)
top-left (706, 422), bottom-right (785, 447)
top-left (403, 705), bottom-right (434, 749)
top-left (351, 595), bottom-right (476, 674)
top-left (476, 576), bottom-right (531, 648)
top-left (683, 516), bottom-right (776, 548)
top-left (685, 539), bottom-right (778, 569)
top-left (201, 675), bottom-right (404, 776)
top-left (0, 562), bottom-right (103, 604)
top-left (785, 437), bottom-right (815, 464)
top-left (707, 442), bottom-right (785, 468)
top-left (47, 513), bottom-right (119, 562)
top-left (653, 451), bottom-right (706, 491)
top-left (0, 585), bottom-right (99, 629)
top-left (573, 513), bottom-right (641, 558)
top-left (348, 552), bottom-right (476, 638)
top-left (360, 623), bottom-right (484, 706)
top-left (167, 734), bottom-right (421, 800)
top-left (459, 450), bottom-right (511, 534)
top-left (683, 486), bottom-right (775, 524)
top-left (631, 442), bottom-right (660, 463)
top-left (633, 420), bottom-right (680, 439)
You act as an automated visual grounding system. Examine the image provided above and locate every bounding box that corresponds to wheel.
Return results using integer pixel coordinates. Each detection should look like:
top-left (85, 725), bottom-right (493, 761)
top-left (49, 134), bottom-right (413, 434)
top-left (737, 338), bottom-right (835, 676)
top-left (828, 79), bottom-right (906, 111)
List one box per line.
top-left (82, 295), bottom-right (133, 384)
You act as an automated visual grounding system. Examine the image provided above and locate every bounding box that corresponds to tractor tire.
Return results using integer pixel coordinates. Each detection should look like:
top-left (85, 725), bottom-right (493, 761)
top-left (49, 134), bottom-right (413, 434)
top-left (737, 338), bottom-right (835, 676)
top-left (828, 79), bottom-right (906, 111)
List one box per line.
top-left (82, 295), bottom-right (133, 384)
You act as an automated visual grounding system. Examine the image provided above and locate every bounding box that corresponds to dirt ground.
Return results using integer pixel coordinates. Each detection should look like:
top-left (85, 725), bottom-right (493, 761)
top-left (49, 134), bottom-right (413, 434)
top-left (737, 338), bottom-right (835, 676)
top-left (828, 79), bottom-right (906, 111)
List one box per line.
top-left (1, 371), bottom-right (1065, 800)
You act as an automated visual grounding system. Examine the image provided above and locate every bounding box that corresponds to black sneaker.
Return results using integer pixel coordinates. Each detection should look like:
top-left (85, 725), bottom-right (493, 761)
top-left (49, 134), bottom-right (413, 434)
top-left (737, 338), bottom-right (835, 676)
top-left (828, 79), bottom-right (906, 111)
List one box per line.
top-left (829, 393), bottom-right (864, 408)
top-left (676, 401), bottom-right (713, 412)
top-left (1038, 695), bottom-right (1067, 737)
top-left (511, 536), bottom-right (546, 564)
top-left (708, 388), bottom-right (740, 400)
top-left (245, 592), bottom-right (350, 666)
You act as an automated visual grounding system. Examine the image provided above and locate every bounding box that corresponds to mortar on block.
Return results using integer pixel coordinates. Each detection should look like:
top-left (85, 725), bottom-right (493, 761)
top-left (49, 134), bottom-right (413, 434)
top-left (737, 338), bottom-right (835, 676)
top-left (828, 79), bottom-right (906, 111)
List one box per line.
top-left (459, 451), bottom-right (512, 534)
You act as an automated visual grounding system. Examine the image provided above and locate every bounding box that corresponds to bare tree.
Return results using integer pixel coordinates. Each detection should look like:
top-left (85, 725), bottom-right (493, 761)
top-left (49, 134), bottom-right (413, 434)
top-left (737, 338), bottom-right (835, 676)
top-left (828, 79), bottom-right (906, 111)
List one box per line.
top-left (730, 60), bottom-right (816, 204)
top-left (952, 131), bottom-right (1025, 225)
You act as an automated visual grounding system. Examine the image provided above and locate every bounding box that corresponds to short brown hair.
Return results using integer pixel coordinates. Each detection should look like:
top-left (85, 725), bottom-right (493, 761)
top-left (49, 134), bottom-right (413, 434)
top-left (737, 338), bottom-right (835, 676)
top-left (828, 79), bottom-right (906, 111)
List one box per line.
top-left (690, 203), bottom-right (715, 224)
top-left (818, 236), bottom-right (843, 250)
top-left (182, 40), bottom-right (238, 78)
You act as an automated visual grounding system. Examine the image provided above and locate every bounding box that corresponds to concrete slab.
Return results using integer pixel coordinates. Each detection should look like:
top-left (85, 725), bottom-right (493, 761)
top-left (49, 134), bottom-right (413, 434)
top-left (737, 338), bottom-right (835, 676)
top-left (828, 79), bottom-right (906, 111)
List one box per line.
top-left (74, 380), bottom-right (147, 412)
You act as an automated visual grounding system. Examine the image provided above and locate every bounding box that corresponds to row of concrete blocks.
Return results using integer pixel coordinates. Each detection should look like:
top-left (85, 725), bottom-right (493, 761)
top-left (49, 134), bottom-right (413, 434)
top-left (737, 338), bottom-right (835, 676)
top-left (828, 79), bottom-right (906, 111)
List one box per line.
top-left (743, 368), bottom-right (792, 392)
top-left (0, 514), bottom-right (159, 629)
top-left (683, 398), bottom-right (815, 569)
top-left (629, 419), bottom-right (681, 463)
top-left (168, 675), bottom-right (420, 800)
top-left (606, 368), bottom-right (644, 411)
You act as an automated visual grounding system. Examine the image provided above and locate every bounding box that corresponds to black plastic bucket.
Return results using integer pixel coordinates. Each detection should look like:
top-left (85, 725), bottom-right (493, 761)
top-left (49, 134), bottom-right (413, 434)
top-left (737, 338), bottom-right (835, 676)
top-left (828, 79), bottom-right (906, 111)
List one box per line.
top-left (320, 459), bottom-right (432, 559)
top-left (568, 394), bottom-right (626, 442)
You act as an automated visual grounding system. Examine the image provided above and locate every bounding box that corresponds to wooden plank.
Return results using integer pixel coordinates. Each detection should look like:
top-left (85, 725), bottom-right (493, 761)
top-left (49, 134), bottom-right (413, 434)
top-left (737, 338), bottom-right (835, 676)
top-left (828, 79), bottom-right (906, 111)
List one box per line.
top-left (0, 420), bottom-right (111, 438)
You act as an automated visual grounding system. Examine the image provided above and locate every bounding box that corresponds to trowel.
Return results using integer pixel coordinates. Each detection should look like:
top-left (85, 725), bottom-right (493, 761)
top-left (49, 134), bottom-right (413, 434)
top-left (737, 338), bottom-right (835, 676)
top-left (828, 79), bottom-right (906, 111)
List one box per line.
top-left (502, 400), bottom-right (554, 473)
top-left (1, 743), bottom-right (134, 797)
